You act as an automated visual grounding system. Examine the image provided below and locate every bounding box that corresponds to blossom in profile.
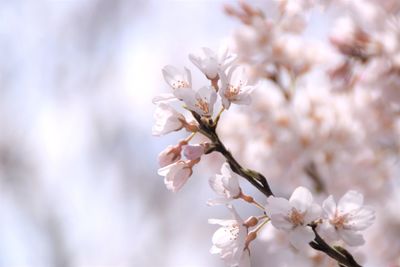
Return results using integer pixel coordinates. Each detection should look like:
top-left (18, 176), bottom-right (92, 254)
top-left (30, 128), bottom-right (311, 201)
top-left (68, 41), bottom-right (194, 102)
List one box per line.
top-left (162, 65), bottom-right (192, 99)
top-left (180, 86), bottom-right (217, 117)
top-left (208, 162), bottom-right (241, 206)
top-left (209, 205), bottom-right (248, 267)
top-left (152, 103), bottom-right (186, 136)
top-left (265, 186), bottom-right (321, 251)
top-left (158, 142), bottom-right (188, 167)
top-left (319, 190), bottom-right (375, 246)
top-left (219, 66), bottom-right (254, 109)
top-left (189, 47), bottom-right (237, 79)
top-left (157, 159), bottom-right (198, 192)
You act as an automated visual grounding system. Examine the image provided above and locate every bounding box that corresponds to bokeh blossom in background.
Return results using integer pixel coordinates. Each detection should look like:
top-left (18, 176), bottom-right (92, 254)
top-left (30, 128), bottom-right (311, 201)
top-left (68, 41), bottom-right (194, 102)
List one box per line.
top-left (1, 0), bottom-right (400, 267)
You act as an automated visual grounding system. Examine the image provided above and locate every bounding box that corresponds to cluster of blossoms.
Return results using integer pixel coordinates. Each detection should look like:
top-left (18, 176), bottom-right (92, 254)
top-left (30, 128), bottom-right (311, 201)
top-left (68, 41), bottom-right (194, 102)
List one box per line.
top-left (153, 47), bottom-right (253, 192)
top-left (152, 45), bottom-right (377, 267)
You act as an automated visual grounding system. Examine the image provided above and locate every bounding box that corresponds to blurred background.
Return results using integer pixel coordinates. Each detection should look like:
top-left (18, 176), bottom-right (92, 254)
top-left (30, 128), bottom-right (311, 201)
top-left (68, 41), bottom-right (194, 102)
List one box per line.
top-left (0, 0), bottom-right (243, 266)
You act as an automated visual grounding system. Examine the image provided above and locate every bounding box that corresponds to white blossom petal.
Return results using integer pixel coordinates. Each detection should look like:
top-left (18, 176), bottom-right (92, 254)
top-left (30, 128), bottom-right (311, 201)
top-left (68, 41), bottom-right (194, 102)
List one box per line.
top-left (288, 226), bottom-right (315, 251)
top-left (303, 203), bottom-right (322, 224)
top-left (207, 198), bottom-right (232, 206)
top-left (322, 195), bottom-right (337, 218)
top-left (269, 213), bottom-right (294, 231)
top-left (318, 220), bottom-right (340, 242)
top-left (238, 249), bottom-right (251, 267)
top-left (208, 219), bottom-right (237, 226)
top-left (338, 190), bottom-right (364, 214)
top-left (289, 186), bottom-right (313, 213)
top-left (266, 197), bottom-right (291, 215)
top-left (152, 93), bottom-right (177, 104)
top-left (338, 229), bottom-right (365, 246)
top-left (346, 206), bottom-right (375, 231)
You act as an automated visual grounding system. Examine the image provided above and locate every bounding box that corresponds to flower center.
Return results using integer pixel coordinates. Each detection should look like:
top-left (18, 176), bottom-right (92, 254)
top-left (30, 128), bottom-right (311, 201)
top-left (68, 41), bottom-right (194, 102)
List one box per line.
top-left (330, 213), bottom-right (347, 229)
top-left (224, 224), bottom-right (240, 241)
top-left (172, 80), bottom-right (189, 89)
top-left (224, 85), bottom-right (240, 99)
top-left (195, 98), bottom-right (210, 114)
top-left (290, 208), bottom-right (305, 226)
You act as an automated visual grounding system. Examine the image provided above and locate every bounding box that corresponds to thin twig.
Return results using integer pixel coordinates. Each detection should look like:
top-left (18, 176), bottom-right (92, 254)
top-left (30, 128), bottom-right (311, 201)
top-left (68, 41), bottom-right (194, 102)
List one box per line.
top-left (310, 227), bottom-right (362, 267)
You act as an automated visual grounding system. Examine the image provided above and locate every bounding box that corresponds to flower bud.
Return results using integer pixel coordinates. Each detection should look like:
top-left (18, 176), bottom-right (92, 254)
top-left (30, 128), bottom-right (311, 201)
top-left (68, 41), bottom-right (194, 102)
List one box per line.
top-left (183, 144), bottom-right (205, 160)
top-left (158, 142), bottom-right (187, 167)
top-left (240, 193), bottom-right (254, 203)
top-left (244, 216), bottom-right (259, 227)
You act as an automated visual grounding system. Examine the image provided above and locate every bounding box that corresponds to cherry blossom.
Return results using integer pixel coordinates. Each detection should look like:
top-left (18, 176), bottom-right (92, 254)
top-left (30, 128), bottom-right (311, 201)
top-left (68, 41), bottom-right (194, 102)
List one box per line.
top-left (219, 66), bottom-right (254, 109)
top-left (319, 191), bottom-right (375, 246)
top-left (162, 65), bottom-right (192, 99)
top-left (152, 103), bottom-right (186, 136)
top-left (265, 186), bottom-right (321, 251)
top-left (157, 159), bottom-right (198, 192)
top-left (208, 162), bottom-right (241, 206)
top-left (158, 142), bottom-right (186, 167)
top-left (189, 47), bottom-right (237, 80)
top-left (180, 86), bottom-right (217, 117)
top-left (209, 205), bottom-right (248, 267)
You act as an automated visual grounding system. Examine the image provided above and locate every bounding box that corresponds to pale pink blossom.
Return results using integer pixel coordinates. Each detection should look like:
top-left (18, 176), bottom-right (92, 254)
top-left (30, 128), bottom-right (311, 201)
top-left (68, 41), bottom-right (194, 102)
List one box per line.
top-left (265, 186), bottom-right (321, 251)
top-left (157, 160), bottom-right (197, 192)
top-left (209, 205), bottom-right (248, 267)
top-left (158, 143), bottom-right (186, 167)
top-left (189, 47), bottom-right (237, 79)
top-left (180, 86), bottom-right (217, 117)
top-left (219, 66), bottom-right (254, 109)
top-left (319, 191), bottom-right (375, 246)
top-left (208, 162), bottom-right (241, 206)
top-left (162, 65), bottom-right (192, 99)
top-left (152, 103), bottom-right (186, 136)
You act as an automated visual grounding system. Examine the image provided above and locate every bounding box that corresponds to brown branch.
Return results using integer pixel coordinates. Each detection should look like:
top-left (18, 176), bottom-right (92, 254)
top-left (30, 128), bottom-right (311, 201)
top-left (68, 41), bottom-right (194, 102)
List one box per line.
top-left (191, 111), bottom-right (274, 197)
top-left (304, 161), bottom-right (326, 193)
top-left (191, 110), bottom-right (363, 267)
top-left (310, 227), bottom-right (362, 267)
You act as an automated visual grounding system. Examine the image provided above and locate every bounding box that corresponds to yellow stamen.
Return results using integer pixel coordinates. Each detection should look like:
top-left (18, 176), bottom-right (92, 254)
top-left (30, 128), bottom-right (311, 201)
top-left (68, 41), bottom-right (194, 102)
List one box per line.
top-left (172, 80), bottom-right (189, 89)
top-left (330, 213), bottom-right (347, 229)
top-left (290, 209), bottom-right (305, 226)
top-left (195, 98), bottom-right (210, 114)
